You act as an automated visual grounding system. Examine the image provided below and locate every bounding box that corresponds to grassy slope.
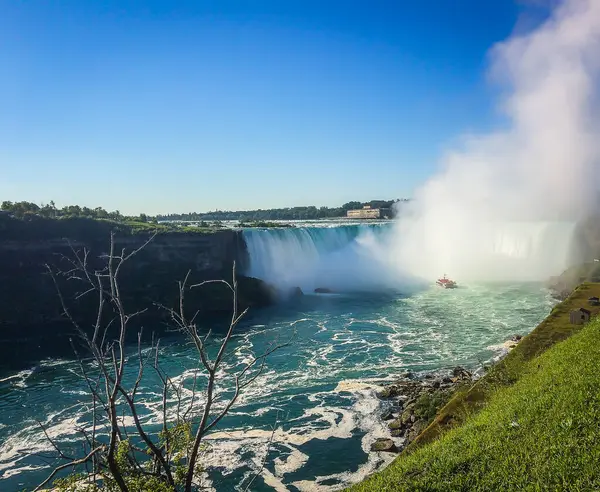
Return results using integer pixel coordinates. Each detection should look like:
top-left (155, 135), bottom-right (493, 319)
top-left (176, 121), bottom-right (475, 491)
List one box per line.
top-left (349, 283), bottom-right (600, 491)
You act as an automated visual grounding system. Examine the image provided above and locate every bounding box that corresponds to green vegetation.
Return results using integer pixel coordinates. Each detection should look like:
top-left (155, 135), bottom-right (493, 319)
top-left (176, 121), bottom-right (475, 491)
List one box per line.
top-left (2, 200), bottom-right (125, 221)
top-left (51, 423), bottom-right (203, 491)
top-left (412, 389), bottom-right (454, 423)
top-left (155, 199), bottom-right (407, 222)
top-left (349, 283), bottom-right (600, 491)
top-left (0, 207), bottom-right (223, 241)
top-left (1, 198), bottom-right (409, 222)
top-left (0, 214), bottom-right (220, 240)
top-left (1, 200), bottom-right (226, 233)
top-left (238, 220), bottom-right (295, 228)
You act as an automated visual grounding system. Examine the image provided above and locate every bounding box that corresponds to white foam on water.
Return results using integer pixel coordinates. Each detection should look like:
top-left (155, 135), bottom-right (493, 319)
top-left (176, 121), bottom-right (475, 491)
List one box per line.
top-left (273, 448), bottom-right (309, 476)
top-left (0, 274), bottom-right (554, 490)
top-left (1, 464), bottom-right (47, 479)
top-left (334, 378), bottom-right (387, 393)
top-left (200, 383), bottom-right (398, 491)
top-left (0, 368), bottom-right (34, 388)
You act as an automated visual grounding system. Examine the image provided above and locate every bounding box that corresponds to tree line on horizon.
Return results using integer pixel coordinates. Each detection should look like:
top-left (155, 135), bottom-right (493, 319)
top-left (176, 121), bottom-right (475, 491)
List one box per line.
top-left (1, 199), bottom-right (409, 223)
top-left (1, 200), bottom-right (129, 221)
top-left (156, 199), bottom-right (408, 222)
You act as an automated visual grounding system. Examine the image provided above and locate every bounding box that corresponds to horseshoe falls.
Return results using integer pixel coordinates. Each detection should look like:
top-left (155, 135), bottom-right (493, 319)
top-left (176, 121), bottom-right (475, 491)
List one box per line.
top-left (243, 223), bottom-right (405, 292)
top-left (0, 221), bottom-right (576, 491)
top-left (243, 221), bottom-right (577, 290)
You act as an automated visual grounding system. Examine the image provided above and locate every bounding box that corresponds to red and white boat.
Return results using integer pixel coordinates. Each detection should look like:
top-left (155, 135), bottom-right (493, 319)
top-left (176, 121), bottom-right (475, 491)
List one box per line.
top-left (436, 274), bottom-right (457, 289)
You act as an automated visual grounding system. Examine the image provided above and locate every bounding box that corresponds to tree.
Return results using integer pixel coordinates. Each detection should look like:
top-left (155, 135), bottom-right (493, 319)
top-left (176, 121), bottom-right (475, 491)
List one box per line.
top-left (63, 205), bottom-right (82, 217)
top-left (38, 233), bottom-right (290, 491)
top-left (139, 213), bottom-right (148, 223)
top-left (94, 207), bottom-right (109, 219)
top-left (341, 201), bottom-right (362, 211)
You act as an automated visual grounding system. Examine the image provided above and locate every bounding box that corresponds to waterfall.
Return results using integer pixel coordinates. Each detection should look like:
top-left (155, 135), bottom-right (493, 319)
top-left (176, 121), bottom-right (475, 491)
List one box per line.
top-left (242, 224), bottom-right (399, 292)
top-left (243, 220), bottom-right (578, 290)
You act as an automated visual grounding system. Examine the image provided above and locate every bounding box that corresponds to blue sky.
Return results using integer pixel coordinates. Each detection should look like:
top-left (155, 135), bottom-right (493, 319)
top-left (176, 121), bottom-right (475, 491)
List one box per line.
top-left (0, 1), bottom-right (550, 214)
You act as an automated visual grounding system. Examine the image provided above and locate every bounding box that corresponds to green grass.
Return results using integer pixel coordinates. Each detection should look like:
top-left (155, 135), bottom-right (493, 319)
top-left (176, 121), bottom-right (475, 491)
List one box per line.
top-left (349, 284), bottom-right (600, 491)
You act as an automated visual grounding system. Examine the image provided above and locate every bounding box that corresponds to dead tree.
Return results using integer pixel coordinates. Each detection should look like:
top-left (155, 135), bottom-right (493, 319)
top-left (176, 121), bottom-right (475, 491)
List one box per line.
top-left (36, 231), bottom-right (289, 491)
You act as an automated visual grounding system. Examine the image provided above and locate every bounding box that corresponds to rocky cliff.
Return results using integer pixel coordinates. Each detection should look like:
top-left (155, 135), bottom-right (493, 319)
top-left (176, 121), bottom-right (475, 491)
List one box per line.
top-left (547, 216), bottom-right (600, 298)
top-left (0, 223), bottom-right (274, 372)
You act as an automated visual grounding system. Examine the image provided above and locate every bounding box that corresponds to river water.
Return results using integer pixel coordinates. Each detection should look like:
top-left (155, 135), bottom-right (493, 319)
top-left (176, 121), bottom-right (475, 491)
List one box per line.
top-left (0, 223), bottom-right (557, 491)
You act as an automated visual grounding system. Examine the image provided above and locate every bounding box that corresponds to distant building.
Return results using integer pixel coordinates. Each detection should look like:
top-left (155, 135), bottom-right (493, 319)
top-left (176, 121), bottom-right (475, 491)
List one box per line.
top-left (569, 307), bottom-right (592, 325)
top-left (346, 205), bottom-right (392, 219)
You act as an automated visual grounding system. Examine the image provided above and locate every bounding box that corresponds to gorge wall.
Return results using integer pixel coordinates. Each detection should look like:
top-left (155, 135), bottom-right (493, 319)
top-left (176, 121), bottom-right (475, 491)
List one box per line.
top-left (0, 225), bottom-right (275, 372)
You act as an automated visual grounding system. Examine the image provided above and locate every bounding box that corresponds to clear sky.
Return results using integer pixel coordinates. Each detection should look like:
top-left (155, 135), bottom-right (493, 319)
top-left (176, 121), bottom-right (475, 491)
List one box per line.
top-left (0, 0), bottom-right (551, 214)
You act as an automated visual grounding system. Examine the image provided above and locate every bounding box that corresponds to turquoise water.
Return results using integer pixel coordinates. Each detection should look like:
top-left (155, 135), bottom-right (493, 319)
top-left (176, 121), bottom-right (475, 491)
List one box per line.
top-left (0, 281), bottom-right (553, 491)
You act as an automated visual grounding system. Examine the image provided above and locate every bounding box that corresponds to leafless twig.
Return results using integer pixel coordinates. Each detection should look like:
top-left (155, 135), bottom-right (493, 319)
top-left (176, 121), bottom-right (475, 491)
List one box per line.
top-left (37, 233), bottom-right (290, 492)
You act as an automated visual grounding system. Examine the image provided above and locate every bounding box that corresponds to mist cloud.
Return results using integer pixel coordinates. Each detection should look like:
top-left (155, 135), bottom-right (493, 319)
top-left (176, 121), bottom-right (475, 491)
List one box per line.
top-left (393, 0), bottom-right (600, 282)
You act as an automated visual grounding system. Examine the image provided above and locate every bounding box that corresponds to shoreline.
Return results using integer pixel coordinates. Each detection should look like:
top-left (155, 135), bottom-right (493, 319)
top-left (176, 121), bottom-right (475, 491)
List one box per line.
top-left (364, 334), bottom-right (523, 459)
top-left (348, 282), bottom-right (600, 490)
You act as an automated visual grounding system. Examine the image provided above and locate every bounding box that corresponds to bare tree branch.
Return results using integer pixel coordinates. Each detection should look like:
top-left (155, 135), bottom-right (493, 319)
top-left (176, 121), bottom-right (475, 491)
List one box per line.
top-left (38, 233), bottom-right (288, 492)
top-left (33, 446), bottom-right (104, 492)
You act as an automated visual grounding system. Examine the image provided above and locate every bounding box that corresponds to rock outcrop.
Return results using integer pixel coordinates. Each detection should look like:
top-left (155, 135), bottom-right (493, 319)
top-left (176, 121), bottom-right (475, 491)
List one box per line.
top-left (0, 228), bottom-right (275, 371)
top-left (372, 368), bottom-right (473, 454)
top-left (370, 438), bottom-right (398, 453)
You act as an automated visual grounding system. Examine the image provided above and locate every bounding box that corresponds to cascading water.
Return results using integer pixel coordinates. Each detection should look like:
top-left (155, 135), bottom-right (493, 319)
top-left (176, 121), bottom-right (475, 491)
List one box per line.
top-left (243, 220), bottom-right (578, 290)
top-left (242, 224), bottom-right (403, 292)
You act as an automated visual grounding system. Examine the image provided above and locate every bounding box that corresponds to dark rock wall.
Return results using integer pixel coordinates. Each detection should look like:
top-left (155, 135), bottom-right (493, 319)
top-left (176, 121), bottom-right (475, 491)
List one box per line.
top-left (0, 231), bottom-right (273, 372)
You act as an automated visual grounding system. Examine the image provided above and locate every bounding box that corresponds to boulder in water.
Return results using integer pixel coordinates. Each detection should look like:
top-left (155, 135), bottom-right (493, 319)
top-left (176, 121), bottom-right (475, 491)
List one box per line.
top-left (391, 428), bottom-right (406, 438)
top-left (370, 438), bottom-right (399, 453)
top-left (388, 418), bottom-right (404, 430)
top-left (287, 286), bottom-right (304, 298)
top-left (314, 287), bottom-right (334, 294)
top-left (452, 366), bottom-right (472, 380)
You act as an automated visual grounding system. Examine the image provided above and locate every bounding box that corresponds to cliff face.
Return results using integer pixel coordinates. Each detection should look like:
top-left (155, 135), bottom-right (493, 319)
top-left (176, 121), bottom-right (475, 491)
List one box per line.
top-left (0, 229), bottom-right (274, 371)
top-left (547, 216), bottom-right (600, 298)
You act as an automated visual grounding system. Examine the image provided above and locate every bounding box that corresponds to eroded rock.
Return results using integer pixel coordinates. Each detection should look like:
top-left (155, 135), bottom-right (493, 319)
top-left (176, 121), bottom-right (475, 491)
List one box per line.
top-left (390, 428), bottom-right (406, 438)
top-left (372, 369), bottom-right (471, 455)
top-left (370, 438), bottom-right (399, 453)
top-left (388, 418), bottom-right (404, 430)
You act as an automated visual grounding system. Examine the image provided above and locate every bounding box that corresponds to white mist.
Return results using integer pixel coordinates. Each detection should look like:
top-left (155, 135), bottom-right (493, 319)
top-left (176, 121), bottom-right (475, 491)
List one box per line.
top-left (393, 0), bottom-right (600, 282)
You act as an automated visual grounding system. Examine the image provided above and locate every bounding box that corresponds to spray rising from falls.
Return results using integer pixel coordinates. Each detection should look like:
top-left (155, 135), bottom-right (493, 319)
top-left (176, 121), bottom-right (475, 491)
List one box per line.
top-left (393, 0), bottom-right (600, 282)
top-left (243, 222), bottom-right (577, 292)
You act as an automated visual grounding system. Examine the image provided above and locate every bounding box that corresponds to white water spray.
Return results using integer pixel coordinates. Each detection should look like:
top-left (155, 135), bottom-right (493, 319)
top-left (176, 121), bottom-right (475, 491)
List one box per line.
top-left (243, 225), bottom-right (407, 292)
top-left (245, 1), bottom-right (600, 289)
top-left (392, 0), bottom-right (600, 282)
top-left (242, 221), bottom-right (576, 291)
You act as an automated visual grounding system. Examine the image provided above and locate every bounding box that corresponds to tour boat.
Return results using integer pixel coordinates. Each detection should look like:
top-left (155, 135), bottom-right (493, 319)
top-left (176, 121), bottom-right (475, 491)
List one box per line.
top-left (436, 274), bottom-right (457, 289)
